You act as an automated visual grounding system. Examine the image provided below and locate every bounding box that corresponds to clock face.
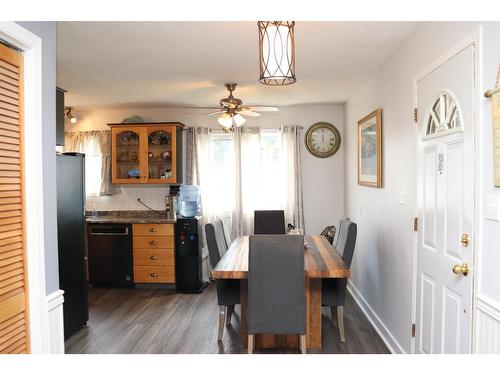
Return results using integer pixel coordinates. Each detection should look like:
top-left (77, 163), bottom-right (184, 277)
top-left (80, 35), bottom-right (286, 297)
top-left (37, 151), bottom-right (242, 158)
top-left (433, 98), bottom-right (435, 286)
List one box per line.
top-left (311, 127), bottom-right (336, 153)
top-left (305, 122), bottom-right (341, 158)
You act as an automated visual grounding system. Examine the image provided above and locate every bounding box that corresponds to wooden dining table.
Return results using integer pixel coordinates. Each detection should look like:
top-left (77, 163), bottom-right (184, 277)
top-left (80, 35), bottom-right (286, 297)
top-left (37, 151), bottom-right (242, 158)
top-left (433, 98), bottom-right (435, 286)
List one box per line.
top-left (212, 235), bottom-right (350, 350)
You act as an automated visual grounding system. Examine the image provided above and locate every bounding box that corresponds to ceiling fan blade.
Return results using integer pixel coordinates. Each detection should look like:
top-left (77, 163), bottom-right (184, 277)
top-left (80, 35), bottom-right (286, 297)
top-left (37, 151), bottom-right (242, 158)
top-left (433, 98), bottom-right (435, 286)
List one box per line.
top-left (205, 110), bottom-right (226, 116)
top-left (182, 106), bottom-right (221, 110)
top-left (238, 108), bottom-right (261, 117)
top-left (246, 106), bottom-right (279, 112)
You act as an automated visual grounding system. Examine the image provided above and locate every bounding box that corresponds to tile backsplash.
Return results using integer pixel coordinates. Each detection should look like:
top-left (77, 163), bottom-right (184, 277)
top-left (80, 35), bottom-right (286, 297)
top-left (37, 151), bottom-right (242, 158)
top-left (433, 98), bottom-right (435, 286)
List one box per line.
top-left (86, 186), bottom-right (169, 211)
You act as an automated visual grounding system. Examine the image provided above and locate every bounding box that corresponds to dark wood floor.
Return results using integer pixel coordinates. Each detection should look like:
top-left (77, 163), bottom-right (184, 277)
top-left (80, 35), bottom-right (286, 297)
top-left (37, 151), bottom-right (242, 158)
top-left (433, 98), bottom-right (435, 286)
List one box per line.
top-left (65, 283), bottom-right (389, 354)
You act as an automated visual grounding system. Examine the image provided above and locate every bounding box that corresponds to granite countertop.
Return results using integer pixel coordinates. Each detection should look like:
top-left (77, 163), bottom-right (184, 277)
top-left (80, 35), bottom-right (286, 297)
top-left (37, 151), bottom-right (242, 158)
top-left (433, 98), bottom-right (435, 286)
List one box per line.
top-left (85, 210), bottom-right (176, 224)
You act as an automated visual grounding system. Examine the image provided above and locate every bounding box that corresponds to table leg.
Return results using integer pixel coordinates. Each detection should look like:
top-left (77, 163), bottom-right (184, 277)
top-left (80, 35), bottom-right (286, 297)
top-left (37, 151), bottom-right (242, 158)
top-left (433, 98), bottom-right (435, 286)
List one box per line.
top-left (307, 277), bottom-right (322, 349)
top-left (240, 279), bottom-right (248, 348)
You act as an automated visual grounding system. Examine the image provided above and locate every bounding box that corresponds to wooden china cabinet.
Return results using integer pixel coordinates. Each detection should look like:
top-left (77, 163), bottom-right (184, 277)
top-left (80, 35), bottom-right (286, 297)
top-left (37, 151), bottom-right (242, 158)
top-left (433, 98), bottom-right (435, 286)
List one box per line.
top-left (108, 122), bottom-right (184, 184)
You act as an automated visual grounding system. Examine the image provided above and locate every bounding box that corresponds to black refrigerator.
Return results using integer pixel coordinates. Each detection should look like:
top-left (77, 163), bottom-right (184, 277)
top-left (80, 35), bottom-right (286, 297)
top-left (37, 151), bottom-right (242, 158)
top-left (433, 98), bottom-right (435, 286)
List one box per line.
top-left (56, 152), bottom-right (89, 339)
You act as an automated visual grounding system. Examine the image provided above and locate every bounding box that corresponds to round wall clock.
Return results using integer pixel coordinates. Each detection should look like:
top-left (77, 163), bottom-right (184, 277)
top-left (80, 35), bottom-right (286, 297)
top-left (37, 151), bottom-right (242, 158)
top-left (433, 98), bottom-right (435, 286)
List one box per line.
top-left (305, 122), bottom-right (341, 158)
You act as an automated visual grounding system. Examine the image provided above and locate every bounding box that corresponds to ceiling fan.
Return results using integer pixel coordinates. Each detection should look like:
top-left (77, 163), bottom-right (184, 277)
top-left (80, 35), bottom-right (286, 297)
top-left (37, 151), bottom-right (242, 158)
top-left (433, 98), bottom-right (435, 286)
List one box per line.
top-left (205, 83), bottom-right (279, 130)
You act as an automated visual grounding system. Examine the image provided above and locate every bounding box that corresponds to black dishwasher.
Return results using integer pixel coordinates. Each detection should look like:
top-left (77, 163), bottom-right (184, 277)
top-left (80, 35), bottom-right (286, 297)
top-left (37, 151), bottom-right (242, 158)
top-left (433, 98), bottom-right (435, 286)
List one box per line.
top-left (87, 223), bottom-right (133, 286)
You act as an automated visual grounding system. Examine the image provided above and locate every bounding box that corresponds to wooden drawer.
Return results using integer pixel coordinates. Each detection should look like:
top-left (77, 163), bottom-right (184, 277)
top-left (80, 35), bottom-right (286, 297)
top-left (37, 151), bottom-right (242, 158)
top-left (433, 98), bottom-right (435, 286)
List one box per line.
top-left (133, 235), bottom-right (174, 249)
top-left (133, 248), bottom-right (174, 266)
top-left (133, 223), bottom-right (173, 236)
top-left (133, 265), bottom-right (175, 283)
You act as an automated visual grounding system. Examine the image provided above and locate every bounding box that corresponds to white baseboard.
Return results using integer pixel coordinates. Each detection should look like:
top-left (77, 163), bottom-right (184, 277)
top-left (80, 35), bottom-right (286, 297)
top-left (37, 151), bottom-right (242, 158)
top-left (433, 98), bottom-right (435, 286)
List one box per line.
top-left (46, 289), bottom-right (65, 354)
top-left (347, 280), bottom-right (406, 354)
top-left (475, 294), bottom-right (500, 353)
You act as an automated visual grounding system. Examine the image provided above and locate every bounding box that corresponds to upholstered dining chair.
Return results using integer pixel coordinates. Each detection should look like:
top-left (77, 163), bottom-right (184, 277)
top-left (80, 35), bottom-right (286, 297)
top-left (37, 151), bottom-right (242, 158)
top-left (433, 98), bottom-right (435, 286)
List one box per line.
top-left (334, 216), bottom-right (350, 248)
top-left (322, 218), bottom-right (357, 342)
top-left (253, 210), bottom-right (286, 234)
top-left (320, 225), bottom-right (337, 245)
top-left (247, 235), bottom-right (307, 354)
top-left (206, 220), bottom-right (240, 341)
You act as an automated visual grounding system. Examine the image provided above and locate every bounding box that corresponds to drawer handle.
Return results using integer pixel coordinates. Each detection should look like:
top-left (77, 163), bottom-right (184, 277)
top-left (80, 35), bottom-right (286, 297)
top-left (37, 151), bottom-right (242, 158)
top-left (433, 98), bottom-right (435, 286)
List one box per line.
top-left (150, 255), bottom-right (158, 260)
top-left (150, 273), bottom-right (159, 278)
top-left (149, 228), bottom-right (157, 233)
top-left (149, 240), bottom-right (158, 246)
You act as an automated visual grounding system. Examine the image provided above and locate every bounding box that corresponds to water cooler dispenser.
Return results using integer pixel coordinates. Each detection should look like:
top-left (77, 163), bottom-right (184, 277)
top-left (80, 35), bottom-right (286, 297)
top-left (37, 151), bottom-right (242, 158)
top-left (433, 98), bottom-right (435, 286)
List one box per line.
top-left (175, 217), bottom-right (203, 293)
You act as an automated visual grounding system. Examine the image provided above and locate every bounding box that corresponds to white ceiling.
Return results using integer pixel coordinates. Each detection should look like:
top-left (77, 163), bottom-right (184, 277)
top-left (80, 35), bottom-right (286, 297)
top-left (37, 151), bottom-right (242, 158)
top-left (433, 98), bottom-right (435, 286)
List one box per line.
top-left (57, 21), bottom-right (418, 109)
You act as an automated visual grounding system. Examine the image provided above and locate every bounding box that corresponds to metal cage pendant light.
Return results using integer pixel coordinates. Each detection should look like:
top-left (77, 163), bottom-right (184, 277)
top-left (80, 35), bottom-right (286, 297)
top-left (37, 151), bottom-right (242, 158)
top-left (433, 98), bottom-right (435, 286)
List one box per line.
top-left (258, 21), bottom-right (296, 85)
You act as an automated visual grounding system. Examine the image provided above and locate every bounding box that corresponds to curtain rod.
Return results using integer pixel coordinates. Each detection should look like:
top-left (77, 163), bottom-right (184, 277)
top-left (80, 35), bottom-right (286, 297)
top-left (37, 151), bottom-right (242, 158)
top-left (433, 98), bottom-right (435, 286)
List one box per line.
top-left (182, 125), bottom-right (304, 131)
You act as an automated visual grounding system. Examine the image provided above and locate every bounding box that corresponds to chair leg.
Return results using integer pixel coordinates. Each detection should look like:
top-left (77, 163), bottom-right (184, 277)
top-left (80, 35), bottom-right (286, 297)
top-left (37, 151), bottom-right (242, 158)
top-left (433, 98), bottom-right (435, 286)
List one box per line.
top-left (217, 306), bottom-right (226, 341)
top-left (330, 306), bottom-right (337, 326)
top-left (226, 305), bottom-right (234, 326)
top-left (337, 306), bottom-right (346, 342)
top-left (300, 334), bottom-right (307, 354)
top-left (248, 334), bottom-right (254, 354)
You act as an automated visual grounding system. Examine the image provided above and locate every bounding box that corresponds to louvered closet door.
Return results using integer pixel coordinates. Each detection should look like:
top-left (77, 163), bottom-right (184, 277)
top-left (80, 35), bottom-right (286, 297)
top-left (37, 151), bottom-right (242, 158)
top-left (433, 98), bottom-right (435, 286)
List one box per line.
top-left (0, 43), bottom-right (29, 354)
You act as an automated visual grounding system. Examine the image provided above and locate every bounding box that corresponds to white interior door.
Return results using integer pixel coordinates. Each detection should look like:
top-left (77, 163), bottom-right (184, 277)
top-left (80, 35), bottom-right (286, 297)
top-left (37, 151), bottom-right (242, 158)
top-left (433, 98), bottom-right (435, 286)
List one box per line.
top-left (415, 44), bottom-right (475, 354)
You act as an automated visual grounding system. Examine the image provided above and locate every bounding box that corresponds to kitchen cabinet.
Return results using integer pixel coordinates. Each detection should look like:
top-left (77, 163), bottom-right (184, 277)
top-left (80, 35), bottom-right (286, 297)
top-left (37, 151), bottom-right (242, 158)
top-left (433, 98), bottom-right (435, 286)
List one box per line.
top-left (132, 223), bottom-right (175, 284)
top-left (109, 122), bottom-right (184, 184)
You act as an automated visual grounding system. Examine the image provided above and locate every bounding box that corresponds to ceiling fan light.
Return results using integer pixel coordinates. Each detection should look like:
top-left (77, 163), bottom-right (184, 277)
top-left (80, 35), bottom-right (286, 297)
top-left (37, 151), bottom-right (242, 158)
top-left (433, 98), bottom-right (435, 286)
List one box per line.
top-left (258, 21), bottom-right (296, 86)
top-left (218, 113), bottom-right (233, 128)
top-left (233, 113), bottom-right (246, 127)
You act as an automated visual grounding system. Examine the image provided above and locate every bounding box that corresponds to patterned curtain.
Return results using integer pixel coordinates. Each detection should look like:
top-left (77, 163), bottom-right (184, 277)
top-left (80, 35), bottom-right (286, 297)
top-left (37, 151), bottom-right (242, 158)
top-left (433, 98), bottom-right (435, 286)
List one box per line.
top-left (64, 130), bottom-right (120, 196)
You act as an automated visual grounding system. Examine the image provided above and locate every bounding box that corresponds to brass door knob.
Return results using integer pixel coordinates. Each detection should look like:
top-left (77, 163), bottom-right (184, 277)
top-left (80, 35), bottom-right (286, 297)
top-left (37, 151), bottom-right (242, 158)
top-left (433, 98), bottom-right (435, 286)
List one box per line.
top-left (452, 263), bottom-right (469, 276)
top-left (149, 240), bottom-right (158, 246)
top-left (461, 233), bottom-right (470, 247)
top-left (150, 273), bottom-right (158, 277)
top-left (150, 255), bottom-right (158, 260)
top-left (149, 228), bottom-right (157, 233)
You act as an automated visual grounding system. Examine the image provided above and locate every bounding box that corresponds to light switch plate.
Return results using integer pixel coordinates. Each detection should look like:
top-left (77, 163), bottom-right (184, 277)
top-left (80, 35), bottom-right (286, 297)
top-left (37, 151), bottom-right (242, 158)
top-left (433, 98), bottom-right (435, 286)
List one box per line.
top-left (485, 195), bottom-right (500, 221)
top-left (399, 189), bottom-right (407, 205)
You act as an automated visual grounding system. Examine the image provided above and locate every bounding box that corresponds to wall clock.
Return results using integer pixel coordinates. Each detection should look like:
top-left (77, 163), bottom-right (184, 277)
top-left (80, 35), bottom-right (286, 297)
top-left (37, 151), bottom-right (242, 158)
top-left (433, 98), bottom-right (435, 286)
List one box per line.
top-left (305, 122), bottom-right (341, 158)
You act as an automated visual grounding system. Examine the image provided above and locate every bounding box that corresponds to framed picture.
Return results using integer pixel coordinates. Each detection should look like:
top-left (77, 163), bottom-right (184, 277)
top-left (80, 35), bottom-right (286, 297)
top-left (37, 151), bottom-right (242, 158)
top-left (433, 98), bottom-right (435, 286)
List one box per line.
top-left (358, 109), bottom-right (382, 188)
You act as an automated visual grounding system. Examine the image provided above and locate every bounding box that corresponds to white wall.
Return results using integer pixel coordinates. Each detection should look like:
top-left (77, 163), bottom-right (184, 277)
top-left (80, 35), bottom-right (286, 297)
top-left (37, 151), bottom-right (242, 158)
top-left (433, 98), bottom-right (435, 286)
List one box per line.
top-left (17, 22), bottom-right (59, 295)
top-left (66, 103), bottom-right (344, 235)
top-left (344, 21), bottom-right (500, 353)
top-left (474, 22), bottom-right (500, 353)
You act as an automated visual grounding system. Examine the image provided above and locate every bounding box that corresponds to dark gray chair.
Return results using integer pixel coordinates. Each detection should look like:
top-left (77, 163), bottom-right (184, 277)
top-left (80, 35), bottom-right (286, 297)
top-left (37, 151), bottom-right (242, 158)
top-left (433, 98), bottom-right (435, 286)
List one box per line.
top-left (206, 220), bottom-right (240, 341)
top-left (253, 210), bottom-right (286, 234)
top-left (247, 235), bottom-right (307, 354)
top-left (322, 218), bottom-right (357, 342)
top-left (320, 225), bottom-right (337, 245)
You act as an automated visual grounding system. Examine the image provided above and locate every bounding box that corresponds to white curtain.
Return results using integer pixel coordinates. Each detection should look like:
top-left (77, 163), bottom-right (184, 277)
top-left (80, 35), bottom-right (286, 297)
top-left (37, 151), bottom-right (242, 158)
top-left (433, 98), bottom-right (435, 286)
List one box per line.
top-left (186, 125), bottom-right (304, 241)
top-left (280, 125), bottom-right (305, 230)
top-left (231, 126), bottom-right (261, 238)
top-left (192, 127), bottom-right (220, 226)
top-left (64, 131), bottom-right (120, 196)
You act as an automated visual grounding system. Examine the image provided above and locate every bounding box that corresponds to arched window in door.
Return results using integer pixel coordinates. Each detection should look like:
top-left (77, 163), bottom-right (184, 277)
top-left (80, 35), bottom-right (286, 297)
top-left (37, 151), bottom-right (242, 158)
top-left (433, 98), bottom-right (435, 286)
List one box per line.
top-left (425, 90), bottom-right (463, 138)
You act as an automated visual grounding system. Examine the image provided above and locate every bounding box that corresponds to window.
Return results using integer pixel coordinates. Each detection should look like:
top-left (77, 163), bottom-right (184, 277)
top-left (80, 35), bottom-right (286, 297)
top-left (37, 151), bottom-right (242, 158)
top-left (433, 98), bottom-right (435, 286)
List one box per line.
top-left (259, 130), bottom-right (284, 210)
top-left (425, 90), bottom-right (463, 138)
top-left (206, 129), bottom-right (285, 215)
top-left (64, 131), bottom-right (115, 197)
top-left (194, 126), bottom-right (302, 237)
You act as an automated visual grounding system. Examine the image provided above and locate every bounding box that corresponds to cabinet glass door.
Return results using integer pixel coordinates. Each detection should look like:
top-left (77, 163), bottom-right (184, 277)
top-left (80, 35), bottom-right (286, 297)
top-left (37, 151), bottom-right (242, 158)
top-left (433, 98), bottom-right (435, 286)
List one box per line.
top-left (146, 126), bottom-right (176, 183)
top-left (112, 127), bottom-right (142, 183)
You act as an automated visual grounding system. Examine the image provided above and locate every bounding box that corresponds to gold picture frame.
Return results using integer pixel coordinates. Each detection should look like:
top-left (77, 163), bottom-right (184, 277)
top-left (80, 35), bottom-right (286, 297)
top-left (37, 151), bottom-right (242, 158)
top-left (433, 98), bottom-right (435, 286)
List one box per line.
top-left (358, 109), bottom-right (382, 188)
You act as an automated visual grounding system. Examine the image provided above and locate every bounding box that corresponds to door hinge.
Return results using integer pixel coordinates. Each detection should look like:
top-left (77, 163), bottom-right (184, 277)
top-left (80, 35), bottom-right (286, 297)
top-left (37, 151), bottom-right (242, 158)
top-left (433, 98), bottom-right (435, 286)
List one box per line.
top-left (414, 108), bottom-right (418, 123)
top-left (411, 323), bottom-right (416, 338)
top-left (413, 217), bottom-right (418, 232)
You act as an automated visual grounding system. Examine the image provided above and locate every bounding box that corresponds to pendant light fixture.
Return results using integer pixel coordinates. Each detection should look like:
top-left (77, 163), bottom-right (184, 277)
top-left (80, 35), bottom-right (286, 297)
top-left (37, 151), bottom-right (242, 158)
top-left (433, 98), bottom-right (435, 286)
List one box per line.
top-left (258, 21), bottom-right (296, 85)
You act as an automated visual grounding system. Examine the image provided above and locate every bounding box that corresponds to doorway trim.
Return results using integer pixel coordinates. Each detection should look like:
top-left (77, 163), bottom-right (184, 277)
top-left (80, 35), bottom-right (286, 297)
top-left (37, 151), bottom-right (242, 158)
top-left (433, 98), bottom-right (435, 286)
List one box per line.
top-left (410, 27), bottom-right (482, 354)
top-left (0, 22), bottom-right (50, 353)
